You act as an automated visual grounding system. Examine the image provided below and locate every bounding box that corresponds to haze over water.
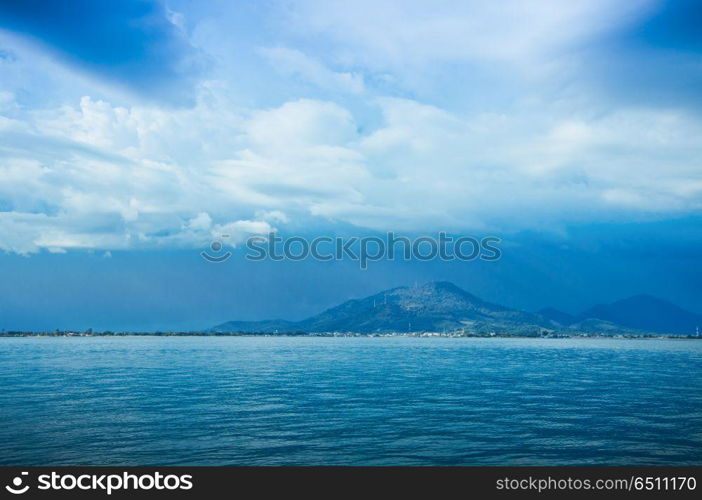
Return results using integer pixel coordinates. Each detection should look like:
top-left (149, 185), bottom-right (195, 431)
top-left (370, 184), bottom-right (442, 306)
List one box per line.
top-left (1, 337), bottom-right (700, 466)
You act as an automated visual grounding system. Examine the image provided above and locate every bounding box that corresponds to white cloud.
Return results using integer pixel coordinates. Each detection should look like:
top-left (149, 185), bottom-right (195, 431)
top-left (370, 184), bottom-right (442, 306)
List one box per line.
top-left (261, 47), bottom-right (364, 94)
top-left (246, 98), bottom-right (357, 151)
top-left (282, 0), bottom-right (656, 66)
top-left (1, 86), bottom-right (702, 254)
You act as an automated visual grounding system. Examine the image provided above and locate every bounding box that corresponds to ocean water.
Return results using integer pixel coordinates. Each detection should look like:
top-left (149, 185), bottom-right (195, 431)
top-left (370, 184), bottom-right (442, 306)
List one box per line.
top-left (0, 336), bottom-right (700, 466)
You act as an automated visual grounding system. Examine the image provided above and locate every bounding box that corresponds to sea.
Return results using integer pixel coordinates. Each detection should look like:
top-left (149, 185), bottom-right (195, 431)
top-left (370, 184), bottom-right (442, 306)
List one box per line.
top-left (0, 336), bottom-right (700, 465)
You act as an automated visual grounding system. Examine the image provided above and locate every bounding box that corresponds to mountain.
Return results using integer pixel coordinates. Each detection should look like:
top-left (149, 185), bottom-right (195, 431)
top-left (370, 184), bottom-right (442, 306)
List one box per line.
top-left (212, 282), bottom-right (702, 336)
top-left (213, 281), bottom-right (549, 334)
top-left (578, 295), bottom-right (701, 335)
top-left (210, 319), bottom-right (298, 333)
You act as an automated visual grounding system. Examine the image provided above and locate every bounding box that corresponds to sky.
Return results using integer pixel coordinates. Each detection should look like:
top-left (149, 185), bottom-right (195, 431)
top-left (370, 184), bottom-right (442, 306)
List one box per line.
top-left (0, 0), bottom-right (701, 330)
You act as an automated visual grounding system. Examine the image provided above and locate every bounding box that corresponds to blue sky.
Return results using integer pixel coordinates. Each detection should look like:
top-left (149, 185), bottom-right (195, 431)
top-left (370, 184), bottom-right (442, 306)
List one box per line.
top-left (0, 0), bottom-right (701, 330)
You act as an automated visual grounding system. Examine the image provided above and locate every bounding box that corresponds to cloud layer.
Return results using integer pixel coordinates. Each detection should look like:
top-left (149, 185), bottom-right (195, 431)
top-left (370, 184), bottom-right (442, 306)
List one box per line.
top-left (0, 0), bottom-right (701, 254)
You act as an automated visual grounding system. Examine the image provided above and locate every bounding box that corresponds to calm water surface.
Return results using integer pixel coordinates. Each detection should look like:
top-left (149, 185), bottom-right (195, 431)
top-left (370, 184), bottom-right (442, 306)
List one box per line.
top-left (0, 337), bottom-right (700, 465)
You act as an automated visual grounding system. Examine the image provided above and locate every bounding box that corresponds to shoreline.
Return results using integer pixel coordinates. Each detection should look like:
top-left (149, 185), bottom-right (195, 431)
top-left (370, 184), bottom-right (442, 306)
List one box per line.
top-left (2, 333), bottom-right (700, 340)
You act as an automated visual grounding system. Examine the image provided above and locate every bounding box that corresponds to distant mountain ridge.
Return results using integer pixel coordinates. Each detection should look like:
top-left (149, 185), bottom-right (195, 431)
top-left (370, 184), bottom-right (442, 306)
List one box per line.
top-left (212, 282), bottom-right (702, 336)
top-left (538, 307), bottom-right (577, 326)
top-left (578, 295), bottom-right (701, 335)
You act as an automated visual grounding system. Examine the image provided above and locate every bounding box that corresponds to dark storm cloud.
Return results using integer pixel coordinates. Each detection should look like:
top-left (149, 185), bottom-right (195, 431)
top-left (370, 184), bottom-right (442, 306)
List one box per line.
top-left (0, 0), bottom-right (202, 103)
top-left (581, 0), bottom-right (702, 111)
